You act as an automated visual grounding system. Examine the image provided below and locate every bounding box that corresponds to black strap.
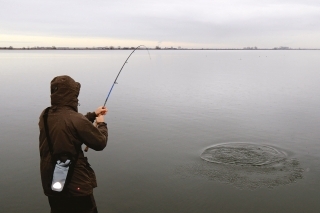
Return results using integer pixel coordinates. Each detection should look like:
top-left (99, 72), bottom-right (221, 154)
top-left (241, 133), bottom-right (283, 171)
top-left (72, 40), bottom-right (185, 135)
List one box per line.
top-left (42, 107), bottom-right (81, 194)
top-left (43, 107), bottom-right (54, 155)
top-left (42, 107), bottom-right (80, 159)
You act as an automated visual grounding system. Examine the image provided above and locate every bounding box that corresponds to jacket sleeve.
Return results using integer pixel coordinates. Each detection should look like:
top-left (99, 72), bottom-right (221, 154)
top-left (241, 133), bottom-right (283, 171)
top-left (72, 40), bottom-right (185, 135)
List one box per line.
top-left (84, 112), bottom-right (96, 123)
top-left (73, 115), bottom-right (108, 151)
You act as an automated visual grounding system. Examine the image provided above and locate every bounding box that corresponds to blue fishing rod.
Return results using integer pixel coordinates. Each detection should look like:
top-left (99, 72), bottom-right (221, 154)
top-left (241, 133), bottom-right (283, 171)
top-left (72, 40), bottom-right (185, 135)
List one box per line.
top-left (84, 45), bottom-right (150, 152)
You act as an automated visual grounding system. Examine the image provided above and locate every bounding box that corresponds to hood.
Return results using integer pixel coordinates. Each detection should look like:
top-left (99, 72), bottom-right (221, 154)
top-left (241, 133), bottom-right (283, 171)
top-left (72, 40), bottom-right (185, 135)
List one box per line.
top-left (50, 75), bottom-right (81, 111)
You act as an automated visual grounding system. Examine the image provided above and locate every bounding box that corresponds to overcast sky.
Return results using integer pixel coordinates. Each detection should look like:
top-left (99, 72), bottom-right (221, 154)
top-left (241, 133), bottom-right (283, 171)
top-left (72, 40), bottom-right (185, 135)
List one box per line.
top-left (1, 0), bottom-right (320, 48)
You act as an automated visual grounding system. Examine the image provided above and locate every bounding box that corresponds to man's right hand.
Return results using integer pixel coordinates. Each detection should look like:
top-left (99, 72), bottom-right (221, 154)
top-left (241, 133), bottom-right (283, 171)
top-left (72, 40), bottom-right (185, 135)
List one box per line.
top-left (95, 106), bottom-right (108, 116)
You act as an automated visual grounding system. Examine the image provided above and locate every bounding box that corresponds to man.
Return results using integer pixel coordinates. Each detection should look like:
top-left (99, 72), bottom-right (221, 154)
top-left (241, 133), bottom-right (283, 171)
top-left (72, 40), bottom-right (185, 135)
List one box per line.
top-left (38, 75), bottom-right (108, 213)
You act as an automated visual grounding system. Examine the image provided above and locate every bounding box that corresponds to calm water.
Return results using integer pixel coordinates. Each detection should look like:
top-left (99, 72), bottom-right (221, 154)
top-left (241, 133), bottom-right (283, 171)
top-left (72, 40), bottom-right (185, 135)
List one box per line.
top-left (0, 50), bottom-right (320, 213)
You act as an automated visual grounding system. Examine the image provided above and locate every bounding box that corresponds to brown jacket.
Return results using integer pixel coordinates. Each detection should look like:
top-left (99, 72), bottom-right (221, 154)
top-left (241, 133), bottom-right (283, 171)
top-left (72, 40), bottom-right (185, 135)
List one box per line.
top-left (39, 76), bottom-right (108, 196)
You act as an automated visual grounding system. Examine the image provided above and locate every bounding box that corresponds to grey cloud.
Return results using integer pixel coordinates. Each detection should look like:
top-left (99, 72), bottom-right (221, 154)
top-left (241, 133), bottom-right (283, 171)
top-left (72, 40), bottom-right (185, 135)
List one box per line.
top-left (1, 0), bottom-right (320, 47)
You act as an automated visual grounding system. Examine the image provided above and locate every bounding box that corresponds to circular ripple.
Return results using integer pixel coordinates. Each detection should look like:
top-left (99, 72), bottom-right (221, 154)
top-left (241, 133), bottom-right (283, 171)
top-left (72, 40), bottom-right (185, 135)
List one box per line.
top-left (175, 142), bottom-right (304, 189)
top-left (201, 143), bottom-right (286, 166)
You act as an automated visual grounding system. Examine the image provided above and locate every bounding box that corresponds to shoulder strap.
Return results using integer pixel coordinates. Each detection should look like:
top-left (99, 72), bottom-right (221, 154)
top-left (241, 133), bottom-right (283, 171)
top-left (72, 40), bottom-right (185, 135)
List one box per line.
top-left (42, 107), bottom-right (81, 195)
top-left (43, 107), bottom-right (53, 156)
top-left (42, 107), bottom-right (80, 158)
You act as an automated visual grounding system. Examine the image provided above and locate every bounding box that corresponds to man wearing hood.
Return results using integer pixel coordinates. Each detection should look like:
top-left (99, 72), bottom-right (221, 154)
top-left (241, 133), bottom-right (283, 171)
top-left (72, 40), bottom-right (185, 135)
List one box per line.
top-left (39, 75), bottom-right (108, 213)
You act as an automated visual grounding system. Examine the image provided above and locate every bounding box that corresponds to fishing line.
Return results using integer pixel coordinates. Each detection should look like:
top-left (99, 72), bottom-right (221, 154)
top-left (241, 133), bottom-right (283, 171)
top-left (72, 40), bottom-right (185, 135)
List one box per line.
top-left (84, 45), bottom-right (150, 152)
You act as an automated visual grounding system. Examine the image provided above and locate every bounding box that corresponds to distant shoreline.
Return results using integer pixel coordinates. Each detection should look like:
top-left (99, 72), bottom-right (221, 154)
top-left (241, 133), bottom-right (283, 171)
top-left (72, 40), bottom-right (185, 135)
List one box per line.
top-left (1, 48), bottom-right (320, 50)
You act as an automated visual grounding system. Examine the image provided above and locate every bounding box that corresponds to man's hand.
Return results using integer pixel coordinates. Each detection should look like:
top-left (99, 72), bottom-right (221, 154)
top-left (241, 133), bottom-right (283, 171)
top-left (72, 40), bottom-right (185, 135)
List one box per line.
top-left (96, 114), bottom-right (105, 123)
top-left (95, 106), bottom-right (108, 116)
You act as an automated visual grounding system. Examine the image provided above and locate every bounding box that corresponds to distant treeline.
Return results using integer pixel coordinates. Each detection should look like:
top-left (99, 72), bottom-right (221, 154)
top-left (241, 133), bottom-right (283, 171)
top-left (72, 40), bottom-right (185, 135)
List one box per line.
top-left (1, 46), bottom-right (319, 50)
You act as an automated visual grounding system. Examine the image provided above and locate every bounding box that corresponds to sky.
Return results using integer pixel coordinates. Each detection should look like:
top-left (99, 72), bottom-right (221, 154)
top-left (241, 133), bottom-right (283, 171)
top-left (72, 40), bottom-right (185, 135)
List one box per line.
top-left (0, 0), bottom-right (320, 49)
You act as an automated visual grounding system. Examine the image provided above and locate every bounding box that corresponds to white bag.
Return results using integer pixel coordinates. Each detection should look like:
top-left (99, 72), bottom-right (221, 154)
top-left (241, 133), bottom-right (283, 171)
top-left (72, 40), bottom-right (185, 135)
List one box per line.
top-left (51, 160), bottom-right (71, 192)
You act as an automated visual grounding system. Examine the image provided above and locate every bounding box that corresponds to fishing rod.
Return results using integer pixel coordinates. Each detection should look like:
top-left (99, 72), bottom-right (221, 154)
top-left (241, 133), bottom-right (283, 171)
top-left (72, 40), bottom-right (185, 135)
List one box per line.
top-left (84, 45), bottom-right (150, 152)
top-left (102, 45), bottom-right (150, 106)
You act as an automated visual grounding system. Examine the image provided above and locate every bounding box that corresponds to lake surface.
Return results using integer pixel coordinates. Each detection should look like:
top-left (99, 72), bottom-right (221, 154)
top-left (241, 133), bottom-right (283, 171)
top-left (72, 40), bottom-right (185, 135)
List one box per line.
top-left (0, 50), bottom-right (320, 213)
